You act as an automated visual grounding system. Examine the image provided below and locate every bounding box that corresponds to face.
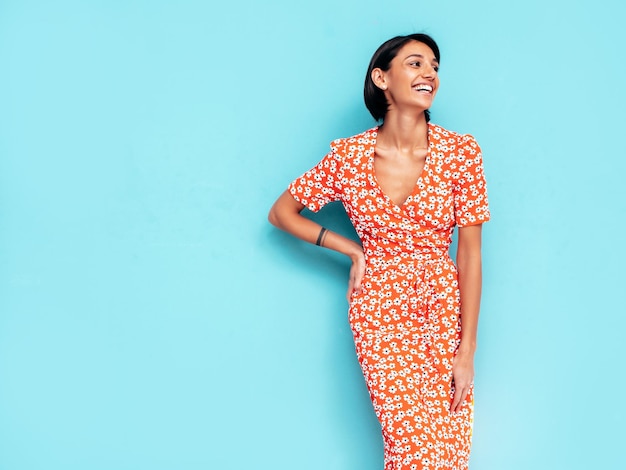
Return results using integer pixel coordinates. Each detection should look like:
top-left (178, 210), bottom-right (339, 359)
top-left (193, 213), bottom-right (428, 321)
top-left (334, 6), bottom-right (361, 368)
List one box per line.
top-left (372, 41), bottom-right (440, 113)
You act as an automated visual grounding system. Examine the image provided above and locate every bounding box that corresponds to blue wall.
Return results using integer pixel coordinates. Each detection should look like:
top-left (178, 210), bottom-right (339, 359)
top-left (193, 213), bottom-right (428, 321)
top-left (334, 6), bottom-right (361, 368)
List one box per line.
top-left (1, 1), bottom-right (624, 469)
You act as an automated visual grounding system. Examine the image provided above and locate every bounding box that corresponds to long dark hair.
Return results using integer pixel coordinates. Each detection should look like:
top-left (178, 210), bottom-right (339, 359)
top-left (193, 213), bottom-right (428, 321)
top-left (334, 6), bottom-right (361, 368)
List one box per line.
top-left (364, 34), bottom-right (441, 122)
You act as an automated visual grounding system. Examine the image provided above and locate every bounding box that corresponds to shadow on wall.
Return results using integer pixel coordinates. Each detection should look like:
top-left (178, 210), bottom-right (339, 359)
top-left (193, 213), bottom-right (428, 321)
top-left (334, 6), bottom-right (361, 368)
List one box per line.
top-left (266, 202), bottom-right (360, 280)
top-left (265, 201), bottom-right (384, 467)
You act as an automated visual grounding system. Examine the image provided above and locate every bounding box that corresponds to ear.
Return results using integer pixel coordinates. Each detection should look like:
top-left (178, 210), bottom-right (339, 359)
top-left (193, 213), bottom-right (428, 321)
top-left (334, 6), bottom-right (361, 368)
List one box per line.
top-left (371, 68), bottom-right (388, 91)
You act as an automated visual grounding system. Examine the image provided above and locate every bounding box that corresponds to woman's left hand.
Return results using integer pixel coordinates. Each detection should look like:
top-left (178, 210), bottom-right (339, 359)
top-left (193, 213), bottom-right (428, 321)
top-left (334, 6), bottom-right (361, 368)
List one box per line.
top-left (450, 350), bottom-right (474, 412)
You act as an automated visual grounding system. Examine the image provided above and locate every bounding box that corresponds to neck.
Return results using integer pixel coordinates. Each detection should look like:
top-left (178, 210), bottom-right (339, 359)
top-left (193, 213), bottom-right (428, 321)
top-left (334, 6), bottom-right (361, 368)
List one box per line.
top-left (378, 111), bottom-right (429, 151)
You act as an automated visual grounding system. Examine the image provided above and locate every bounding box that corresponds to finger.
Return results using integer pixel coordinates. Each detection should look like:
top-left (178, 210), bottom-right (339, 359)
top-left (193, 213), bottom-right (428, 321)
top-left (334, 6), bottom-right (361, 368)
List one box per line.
top-left (346, 279), bottom-right (355, 300)
top-left (450, 380), bottom-right (464, 411)
top-left (352, 268), bottom-right (364, 292)
top-left (451, 387), bottom-right (469, 413)
top-left (450, 391), bottom-right (460, 412)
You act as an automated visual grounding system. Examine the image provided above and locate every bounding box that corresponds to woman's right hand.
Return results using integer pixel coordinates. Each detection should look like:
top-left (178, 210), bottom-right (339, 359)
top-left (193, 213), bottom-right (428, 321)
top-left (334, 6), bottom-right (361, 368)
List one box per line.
top-left (269, 191), bottom-right (366, 300)
top-left (347, 248), bottom-right (365, 300)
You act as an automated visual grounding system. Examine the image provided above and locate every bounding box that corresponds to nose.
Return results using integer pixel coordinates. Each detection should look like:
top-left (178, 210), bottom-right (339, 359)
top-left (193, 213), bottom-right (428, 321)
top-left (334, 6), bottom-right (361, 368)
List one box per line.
top-left (423, 64), bottom-right (437, 79)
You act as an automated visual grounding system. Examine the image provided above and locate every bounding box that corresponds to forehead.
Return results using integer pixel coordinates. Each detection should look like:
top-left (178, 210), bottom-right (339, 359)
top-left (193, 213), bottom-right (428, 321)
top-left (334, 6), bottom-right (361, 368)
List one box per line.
top-left (396, 41), bottom-right (437, 61)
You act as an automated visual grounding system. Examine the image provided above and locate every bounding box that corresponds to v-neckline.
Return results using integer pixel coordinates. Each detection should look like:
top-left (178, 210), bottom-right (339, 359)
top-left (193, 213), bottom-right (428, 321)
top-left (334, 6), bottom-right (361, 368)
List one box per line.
top-left (368, 124), bottom-right (433, 211)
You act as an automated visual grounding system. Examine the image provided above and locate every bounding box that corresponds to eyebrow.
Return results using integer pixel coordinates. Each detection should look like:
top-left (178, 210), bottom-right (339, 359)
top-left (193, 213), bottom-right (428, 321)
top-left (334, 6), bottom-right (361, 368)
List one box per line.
top-left (405, 53), bottom-right (439, 64)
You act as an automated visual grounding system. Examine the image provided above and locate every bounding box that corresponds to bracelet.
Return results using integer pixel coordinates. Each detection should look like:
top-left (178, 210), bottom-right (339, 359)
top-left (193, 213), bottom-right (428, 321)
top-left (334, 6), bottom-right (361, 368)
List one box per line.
top-left (315, 227), bottom-right (328, 246)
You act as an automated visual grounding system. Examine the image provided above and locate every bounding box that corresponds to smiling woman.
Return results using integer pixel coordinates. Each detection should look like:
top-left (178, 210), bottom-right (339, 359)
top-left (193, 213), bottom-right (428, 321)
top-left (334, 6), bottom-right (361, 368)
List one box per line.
top-left (269, 33), bottom-right (490, 470)
top-left (364, 34), bottom-right (440, 123)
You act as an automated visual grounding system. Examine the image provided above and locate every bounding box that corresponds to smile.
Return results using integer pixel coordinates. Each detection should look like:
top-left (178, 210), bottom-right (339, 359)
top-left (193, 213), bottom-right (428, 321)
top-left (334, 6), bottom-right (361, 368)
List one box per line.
top-left (414, 84), bottom-right (433, 93)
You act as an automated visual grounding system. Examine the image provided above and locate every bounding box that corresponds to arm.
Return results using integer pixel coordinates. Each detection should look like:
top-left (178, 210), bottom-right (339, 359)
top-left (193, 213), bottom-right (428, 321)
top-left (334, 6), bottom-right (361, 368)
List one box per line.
top-left (268, 190), bottom-right (365, 299)
top-left (450, 223), bottom-right (483, 412)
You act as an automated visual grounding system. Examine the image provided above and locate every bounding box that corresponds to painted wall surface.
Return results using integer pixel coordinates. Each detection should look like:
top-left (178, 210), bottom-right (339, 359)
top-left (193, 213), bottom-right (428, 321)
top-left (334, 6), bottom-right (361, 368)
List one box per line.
top-left (1, 1), bottom-right (624, 469)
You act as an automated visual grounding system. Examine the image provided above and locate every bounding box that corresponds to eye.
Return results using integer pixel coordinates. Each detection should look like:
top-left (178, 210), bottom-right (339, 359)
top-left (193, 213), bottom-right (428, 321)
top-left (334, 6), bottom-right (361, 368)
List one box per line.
top-left (410, 61), bottom-right (422, 67)
top-left (433, 65), bottom-right (439, 72)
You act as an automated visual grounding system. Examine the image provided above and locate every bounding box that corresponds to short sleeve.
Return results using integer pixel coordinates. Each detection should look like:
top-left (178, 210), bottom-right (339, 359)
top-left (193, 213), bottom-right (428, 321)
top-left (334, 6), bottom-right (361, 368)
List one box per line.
top-left (453, 134), bottom-right (491, 227)
top-left (287, 141), bottom-right (345, 213)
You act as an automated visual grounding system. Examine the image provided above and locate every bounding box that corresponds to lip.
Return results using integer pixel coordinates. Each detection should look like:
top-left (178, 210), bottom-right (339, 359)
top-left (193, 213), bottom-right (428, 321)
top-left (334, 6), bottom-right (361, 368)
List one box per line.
top-left (412, 82), bottom-right (435, 94)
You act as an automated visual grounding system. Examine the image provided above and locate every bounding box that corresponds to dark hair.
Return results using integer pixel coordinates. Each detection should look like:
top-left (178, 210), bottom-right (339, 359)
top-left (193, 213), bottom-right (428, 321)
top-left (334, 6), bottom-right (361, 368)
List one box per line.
top-left (364, 34), bottom-right (441, 122)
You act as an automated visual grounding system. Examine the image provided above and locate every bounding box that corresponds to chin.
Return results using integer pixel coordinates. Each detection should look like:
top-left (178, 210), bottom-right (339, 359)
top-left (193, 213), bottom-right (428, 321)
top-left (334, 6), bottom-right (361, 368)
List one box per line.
top-left (414, 98), bottom-right (434, 109)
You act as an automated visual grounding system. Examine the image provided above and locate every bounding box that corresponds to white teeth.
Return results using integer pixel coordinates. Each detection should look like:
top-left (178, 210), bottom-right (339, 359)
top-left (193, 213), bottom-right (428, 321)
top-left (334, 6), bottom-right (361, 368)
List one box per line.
top-left (414, 84), bottom-right (433, 92)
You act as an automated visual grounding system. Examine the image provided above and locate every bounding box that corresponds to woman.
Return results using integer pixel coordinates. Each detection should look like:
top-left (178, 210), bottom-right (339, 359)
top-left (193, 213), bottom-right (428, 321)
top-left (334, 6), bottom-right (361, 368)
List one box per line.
top-left (269, 33), bottom-right (490, 470)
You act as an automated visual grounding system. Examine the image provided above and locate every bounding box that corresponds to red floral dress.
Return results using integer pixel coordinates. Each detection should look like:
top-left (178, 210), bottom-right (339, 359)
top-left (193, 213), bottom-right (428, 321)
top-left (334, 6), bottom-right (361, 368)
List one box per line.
top-left (288, 123), bottom-right (490, 469)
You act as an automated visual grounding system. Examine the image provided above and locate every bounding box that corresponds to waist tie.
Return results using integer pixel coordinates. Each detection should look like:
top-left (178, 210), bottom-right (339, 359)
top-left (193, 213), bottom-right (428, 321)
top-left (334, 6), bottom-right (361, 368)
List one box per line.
top-left (363, 253), bottom-right (457, 375)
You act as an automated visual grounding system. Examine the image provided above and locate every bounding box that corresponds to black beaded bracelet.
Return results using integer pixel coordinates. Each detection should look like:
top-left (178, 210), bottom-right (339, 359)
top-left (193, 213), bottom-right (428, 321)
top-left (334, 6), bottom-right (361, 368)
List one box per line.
top-left (315, 227), bottom-right (328, 246)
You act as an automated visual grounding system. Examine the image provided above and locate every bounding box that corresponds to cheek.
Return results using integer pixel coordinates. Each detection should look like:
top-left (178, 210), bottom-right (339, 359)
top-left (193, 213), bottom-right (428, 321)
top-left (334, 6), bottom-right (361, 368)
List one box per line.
top-left (433, 78), bottom-right (440, 96)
